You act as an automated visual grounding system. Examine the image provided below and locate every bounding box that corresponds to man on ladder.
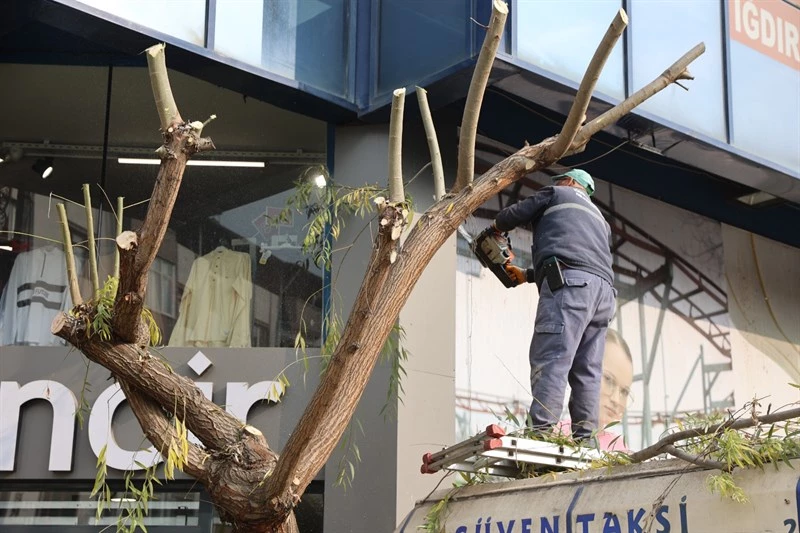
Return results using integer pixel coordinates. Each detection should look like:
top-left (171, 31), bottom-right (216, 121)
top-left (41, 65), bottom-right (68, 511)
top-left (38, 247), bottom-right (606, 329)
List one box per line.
top-left (494, 169), bottom-right (616, 444)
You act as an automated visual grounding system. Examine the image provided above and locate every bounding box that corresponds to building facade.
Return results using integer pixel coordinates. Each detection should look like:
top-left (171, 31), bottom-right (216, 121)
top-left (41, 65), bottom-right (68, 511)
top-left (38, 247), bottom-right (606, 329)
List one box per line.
top-left (1, 0), bottom-right (798, 532)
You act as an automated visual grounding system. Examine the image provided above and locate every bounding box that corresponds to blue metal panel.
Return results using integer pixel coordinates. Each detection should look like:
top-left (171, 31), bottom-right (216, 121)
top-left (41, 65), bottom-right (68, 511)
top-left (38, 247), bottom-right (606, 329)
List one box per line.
top-left (354, 0), bottom-right (372, 109)
top-left (6, 0), bottom-right (358, 123)
top-left (374, 0), bottom-right (475, 98)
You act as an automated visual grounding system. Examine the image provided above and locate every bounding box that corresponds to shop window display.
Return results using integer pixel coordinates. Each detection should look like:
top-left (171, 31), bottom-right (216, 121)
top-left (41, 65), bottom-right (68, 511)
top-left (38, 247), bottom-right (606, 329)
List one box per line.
top-left (0, 243), bottom-right (78, 346)
top-left (0, 187), bottom-right (87, 347)
top-left (168, 244), bottom-right (253, 348)
top-left (0, 64), bottom-right (327, 350)
top-left (0, 176), bottom-right (324, 349)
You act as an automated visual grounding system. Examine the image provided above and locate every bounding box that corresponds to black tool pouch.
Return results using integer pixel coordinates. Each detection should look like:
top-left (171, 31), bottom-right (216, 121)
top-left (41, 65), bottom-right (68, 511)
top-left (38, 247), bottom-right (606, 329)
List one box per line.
top-left (541, 256), bottom-right (565, 291)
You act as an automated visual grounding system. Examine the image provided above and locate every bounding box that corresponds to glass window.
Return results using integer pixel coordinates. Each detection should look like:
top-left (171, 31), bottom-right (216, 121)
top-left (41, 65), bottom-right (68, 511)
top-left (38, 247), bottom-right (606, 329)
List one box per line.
top-left (146, 256), bottom-right (177, 319)
top-left (728, 0), bottom-right (800, 171)
top-left (105, 66), bottom-right (327, 349)
top-left (630, 0), bottom-right (727, 141)
top-left (0, 63), bottom-right (327, 349)
top-left (377, 0), bottom-right (474, 95)
top-left (0, 490), bottom-right (200, 526)
top-left (75, 0), bottom-right (206, 46)
top-left (516, 0), bottom-right (625, 100)
top-left (0, 65), bottom-right (106, 348)
top-left (214, 0), bottom-right (352, 99)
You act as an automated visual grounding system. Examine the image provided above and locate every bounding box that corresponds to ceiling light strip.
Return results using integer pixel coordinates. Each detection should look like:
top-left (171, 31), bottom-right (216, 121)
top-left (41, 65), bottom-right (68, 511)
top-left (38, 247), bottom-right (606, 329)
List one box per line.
top-left (2, 142), bottom-right (325, 162)
top-left (117, 158), bottom-right (265, 168)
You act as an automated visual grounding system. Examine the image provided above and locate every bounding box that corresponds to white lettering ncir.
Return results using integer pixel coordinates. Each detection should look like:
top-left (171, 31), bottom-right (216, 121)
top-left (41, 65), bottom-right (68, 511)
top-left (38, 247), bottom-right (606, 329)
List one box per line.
top-left (225, 381), bottom-right (286, 422)
top-left (0, 380), bottom-right (77, 471)
top-left (2, 379), bottom-right (284, 473)
top-left (89, 383), bottom-right (161, 471)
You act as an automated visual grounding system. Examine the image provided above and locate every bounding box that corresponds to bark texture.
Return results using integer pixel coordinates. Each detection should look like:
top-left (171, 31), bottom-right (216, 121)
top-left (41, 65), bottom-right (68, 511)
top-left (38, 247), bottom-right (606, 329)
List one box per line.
top-left (51, 44), bottom-right (299, 533)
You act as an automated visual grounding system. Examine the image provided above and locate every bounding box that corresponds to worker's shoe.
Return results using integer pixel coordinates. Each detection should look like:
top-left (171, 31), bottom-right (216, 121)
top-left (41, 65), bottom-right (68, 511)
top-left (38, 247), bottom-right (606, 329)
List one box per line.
top-left (573, 436), bottom-right (599, 450)
top-left (522, 427), bottom-right (570, 445)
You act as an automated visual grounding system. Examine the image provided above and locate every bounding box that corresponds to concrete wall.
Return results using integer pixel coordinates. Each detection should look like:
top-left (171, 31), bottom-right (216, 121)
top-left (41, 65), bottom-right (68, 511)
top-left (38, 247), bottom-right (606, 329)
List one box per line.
top-left (723, 224), bottom-right (800, 406)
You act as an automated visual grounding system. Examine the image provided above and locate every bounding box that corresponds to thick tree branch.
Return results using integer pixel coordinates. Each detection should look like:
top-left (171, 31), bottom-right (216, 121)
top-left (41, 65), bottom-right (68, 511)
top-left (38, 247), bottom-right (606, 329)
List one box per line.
top-left (572, 43), bottom-right (706, 150)
top-left (112, 45), bottom-right (215, 344)
top-left (388, 88), bottom-right (406, 203)
top-left (416, 87), bottom-right (445, 201)
top-left (630, 406), bottom-right (800, 463)
top-left (266, 201), bottom-right (409, 513)
top-left (268, 139), bottom-right (555, 510)
top-left (120, 376), bottom-right (288, 531)
top-left (546, 8), bottom-right (628, 160)
top-left (52, 313), bottom-right (253, 453)
top-left (119, 380), bottom-right (211, 483)
top-left (56, 203), bottom-right (82, 305)
top-left (454, 0), bottom-right (508, 192)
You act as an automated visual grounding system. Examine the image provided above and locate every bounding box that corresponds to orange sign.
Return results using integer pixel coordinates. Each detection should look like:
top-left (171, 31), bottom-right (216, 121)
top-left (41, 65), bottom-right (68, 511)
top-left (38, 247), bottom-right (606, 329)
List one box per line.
top-left (729, 0), bottom-right (800, 71)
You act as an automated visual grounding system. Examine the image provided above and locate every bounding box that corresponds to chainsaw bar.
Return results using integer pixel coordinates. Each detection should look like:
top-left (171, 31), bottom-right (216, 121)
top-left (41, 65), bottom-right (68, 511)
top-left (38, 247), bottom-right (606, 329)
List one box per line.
top-left (458, 225), bottom-right (517, 288)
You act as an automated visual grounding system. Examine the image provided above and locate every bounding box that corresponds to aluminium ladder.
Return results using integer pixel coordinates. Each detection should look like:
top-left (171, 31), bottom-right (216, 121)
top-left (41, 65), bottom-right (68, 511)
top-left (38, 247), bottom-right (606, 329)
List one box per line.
top-left (420, 425), bottom-right (603, 478)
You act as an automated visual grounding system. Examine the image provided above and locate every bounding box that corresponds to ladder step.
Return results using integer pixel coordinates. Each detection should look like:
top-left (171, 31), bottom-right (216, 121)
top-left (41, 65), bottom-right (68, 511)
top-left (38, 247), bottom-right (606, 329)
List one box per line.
top-left (421, 426), bottom-right (603, 477)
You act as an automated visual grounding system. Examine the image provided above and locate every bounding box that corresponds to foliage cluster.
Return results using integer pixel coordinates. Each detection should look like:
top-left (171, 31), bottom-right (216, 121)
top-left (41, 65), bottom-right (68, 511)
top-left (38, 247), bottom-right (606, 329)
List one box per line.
top-left (90, 410), bottom-right (190, 533)
top-left (84, 276), bottom-right (162, 346)
top-left (422, 400), bottom-right (800, 531)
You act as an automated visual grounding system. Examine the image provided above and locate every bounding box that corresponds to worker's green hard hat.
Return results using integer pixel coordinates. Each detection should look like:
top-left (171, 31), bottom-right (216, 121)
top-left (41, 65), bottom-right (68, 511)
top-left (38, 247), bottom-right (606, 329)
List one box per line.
top-left (552, 169), bottom-right (595, 196)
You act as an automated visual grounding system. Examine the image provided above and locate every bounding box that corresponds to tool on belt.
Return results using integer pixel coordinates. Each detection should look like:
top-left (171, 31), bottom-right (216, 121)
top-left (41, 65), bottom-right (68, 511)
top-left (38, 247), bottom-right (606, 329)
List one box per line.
top-left (538, 256), bottom-right (565, 291)
top-left (458, 225), bottom-right (518, 288)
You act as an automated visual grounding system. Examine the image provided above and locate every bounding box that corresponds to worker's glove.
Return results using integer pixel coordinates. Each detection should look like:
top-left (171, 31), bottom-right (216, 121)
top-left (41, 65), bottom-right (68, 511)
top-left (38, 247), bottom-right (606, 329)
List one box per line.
top-left (505, 264), bottom-right (527, 287)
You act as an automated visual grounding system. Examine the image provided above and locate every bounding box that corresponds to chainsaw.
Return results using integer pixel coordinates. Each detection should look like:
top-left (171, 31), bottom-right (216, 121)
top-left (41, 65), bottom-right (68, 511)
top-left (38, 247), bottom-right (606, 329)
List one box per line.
top-left (458, 225), bottom-right (517, 288)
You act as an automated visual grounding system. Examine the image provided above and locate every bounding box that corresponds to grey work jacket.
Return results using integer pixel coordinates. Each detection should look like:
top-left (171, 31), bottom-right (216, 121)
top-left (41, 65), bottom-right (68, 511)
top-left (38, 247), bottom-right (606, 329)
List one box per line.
top-left (495, 185), bottom-right (613, 285)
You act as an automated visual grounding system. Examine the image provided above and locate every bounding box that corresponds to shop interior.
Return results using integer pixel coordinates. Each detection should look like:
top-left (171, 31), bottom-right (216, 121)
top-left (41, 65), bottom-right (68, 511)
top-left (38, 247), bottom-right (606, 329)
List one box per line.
top-left (0, 62), bottom-right (328, 350)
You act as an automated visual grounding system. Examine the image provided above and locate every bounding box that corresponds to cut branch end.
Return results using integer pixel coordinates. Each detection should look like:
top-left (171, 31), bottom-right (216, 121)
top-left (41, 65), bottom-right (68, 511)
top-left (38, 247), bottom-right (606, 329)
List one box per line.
top-left (50, 312), bottom-right (68, 336)
top-left (617, 7), bottom-right (628, 25)
top-left (116, 230), bottom-right (138, 251)
top-left (492, 0), bottom-right (509, 15)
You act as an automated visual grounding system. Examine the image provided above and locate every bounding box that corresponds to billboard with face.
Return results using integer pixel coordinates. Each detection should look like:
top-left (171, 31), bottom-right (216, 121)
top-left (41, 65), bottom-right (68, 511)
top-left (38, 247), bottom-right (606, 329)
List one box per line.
top-left (456, 175), bottom-right (799, 451)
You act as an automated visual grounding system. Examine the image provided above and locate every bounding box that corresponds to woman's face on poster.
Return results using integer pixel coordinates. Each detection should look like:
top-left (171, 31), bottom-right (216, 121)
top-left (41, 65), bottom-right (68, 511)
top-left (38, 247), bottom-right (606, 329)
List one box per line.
top-left (599, 339), bottom-right (634, 428)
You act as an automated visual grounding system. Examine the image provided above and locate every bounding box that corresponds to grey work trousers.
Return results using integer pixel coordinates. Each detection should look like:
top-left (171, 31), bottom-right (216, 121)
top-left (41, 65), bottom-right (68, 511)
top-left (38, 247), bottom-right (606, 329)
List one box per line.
top-left (528, 269), bottom-right (616, 440)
